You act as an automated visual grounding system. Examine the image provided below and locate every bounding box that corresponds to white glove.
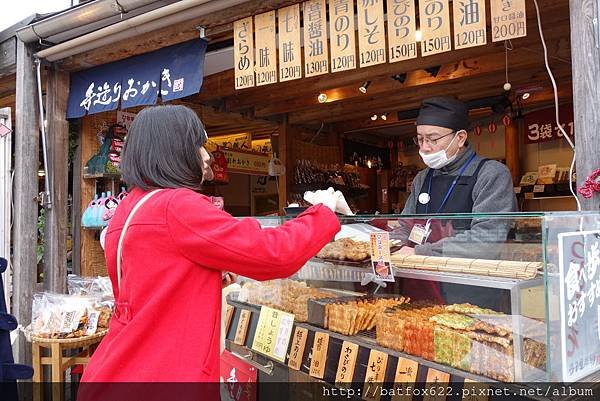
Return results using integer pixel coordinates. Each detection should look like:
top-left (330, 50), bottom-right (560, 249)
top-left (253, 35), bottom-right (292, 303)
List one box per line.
top-left (304, 187), bottom-right (354, 215)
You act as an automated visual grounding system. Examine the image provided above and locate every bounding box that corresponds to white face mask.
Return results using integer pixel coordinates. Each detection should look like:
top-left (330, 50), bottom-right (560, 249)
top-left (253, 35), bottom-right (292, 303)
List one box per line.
top-left (419, 133), bottom-right (459, 169)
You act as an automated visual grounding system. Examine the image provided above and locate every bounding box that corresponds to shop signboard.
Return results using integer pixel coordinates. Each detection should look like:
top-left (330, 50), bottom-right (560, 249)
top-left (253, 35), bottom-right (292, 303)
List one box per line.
top-left (234, 17), bottom-right (255, 90)
top-left (490, 0), bottom-right (527, 42)
top-left (558, 230), bottom-right (600, 382)
top-left (251, 306), bottom-right (295, 363)
top-left (524, 105), bottom-right (574, 145)
top-left (222, 149), bottom-right (269, 175)
top-left (278, 4), bottom-right (302, 82)
top-left (387, 0), bottom-right (418, 62)
top-left (329, 0), bottom-right (357, 72)
top-left (303, 0), bottom-right (329, 77)
top-left (254, 11), bottom-right (277, 86)
top-left (357, 0), bottom-right (387, 67)
top-left (453, 0), bottom-right (487, 49)
top-left (116, 110), bottom-right (136, 130)
top-left (419, 0), bottom-right (452, 56)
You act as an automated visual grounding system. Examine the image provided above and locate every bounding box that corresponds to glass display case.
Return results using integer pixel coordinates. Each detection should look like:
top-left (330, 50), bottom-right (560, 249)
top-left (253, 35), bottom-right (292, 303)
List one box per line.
top-left (224, 211), bottom-right (600, 389)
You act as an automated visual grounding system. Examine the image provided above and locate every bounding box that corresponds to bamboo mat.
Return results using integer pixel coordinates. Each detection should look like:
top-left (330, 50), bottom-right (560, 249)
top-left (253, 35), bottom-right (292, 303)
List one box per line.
top-left (390, 253), bottom-right (543, 279)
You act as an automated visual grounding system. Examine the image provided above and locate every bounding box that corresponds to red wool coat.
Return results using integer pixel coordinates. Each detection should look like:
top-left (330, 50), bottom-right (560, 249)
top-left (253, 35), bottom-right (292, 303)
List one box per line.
top-left (80, 188), bottom-right (340, 383)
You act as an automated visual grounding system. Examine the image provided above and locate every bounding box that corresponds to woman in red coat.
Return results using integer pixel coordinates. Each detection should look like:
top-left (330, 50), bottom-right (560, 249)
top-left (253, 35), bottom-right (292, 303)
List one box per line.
top-left (78, 105), bottom-right (343, 394)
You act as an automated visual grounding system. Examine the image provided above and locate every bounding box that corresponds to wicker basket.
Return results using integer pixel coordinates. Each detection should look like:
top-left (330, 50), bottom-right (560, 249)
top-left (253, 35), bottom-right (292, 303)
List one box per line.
top-left (31, 330), bottom-right (108, 349)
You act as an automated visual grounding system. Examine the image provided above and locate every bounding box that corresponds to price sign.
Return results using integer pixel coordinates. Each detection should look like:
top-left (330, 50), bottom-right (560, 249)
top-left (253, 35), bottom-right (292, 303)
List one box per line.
top-left (533, 184), bottom-right (546, 193)
top-left (251, 306), bottom-right (295, 363)
top-left (225, 305), bottom-right (235, 334)
top-left (462, 379), bottom-right (489, 401)
top-left (288, 327), bottom-right (309, 370)
top-left (309, 332), bottom-right (330, 379)
top-left (392, 357), bottom-right (419, 401)
top-left (371, 232), bottom-right (394, 282)
top-left (513, 187), bottom-right (522, 194)
top-left (524, 192), bottom-right (535, 200)
top-left (234, 309), bottom-right (251, 345)
top-left (364, 350), bottom-right (389, 401)
top-left (335, 341), bottom-right (359, 387)
top-left (423, 368), bottom-right (450, 401)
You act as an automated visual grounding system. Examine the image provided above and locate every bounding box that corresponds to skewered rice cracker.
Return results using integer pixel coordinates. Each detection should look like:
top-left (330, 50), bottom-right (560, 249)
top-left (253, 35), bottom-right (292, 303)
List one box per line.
top-left (429, 313), bottom-right (477, 331)
top-left (445, 303), bottom-right (502, 316)
top-left (457, 329), bottom-right (512, 348)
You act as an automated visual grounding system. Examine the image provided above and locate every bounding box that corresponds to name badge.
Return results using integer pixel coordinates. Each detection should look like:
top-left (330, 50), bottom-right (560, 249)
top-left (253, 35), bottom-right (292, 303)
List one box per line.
top-left (408, 224), bottom-right (431, 245)
top-left (418, 192), bottom-right (430, 205)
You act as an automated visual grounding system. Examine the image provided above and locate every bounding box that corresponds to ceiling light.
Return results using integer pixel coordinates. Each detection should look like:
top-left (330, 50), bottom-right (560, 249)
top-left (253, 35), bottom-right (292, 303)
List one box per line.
top-left (317, 93), bottom-right (328, 103)
top-left (381, 114), bottom-right (387, 121)
top-left (415, 30), bottom-right (422, 41)
top-left (392, 73), bottom-right (407, 84)
top-left (371, 114), bottom-right (378, 121)
top-left (521, 92), bottom-right (531, 100)
top-left (37, 170), bottom-right (45, 177)
top-left (367, 160), bottom-right (372, 169)
top-left (359, 81), bottom-right (371, 94)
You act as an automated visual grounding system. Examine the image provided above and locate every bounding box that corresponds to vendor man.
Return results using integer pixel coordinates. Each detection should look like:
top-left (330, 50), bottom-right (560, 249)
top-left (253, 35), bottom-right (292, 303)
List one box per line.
top-left (395, 96), bottom-right (517, 258)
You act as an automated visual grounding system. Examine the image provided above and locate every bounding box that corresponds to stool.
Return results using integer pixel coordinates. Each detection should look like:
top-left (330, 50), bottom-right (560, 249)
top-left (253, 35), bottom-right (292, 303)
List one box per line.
top-left (31, 331), bottom-right (106, 401)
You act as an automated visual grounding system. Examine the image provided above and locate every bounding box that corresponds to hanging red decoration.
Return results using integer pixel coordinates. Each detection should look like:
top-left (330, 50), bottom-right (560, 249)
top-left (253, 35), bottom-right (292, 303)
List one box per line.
top-left (488, 121), bottom-right (497, 134)
top-left (388, 140), bottom-right (395, 149)
top-left (473, 126), bottom-right (483, 136)
top-left (578, 168), bottom-right (600, 199)
top-left (502, 114), bottom-right (512, 126)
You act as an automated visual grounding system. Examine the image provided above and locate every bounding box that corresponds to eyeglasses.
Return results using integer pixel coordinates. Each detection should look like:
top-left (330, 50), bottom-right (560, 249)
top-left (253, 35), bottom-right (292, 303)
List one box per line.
top-left (412, 131), bottom-right (456, 147)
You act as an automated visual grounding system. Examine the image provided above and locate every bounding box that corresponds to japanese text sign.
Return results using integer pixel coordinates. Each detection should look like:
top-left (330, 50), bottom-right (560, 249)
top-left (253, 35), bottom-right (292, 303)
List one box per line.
top-left (387, 0), bottom-right (418, 62)
top-left (392, 357), bottom-right (419, 401)
top-left (453, 0), bottom-right (487, 49)
top-left (370, 232), bottom-right (395, 282)
top-left (524, 104), bottom-right (574, 145)
top-left (309, 331), bottom-right (330, 378)
top-left (278, 4), bottom-right (303, 82)
top-left (364, 350), bottom-right (389, 401)
top-left (558, 230), bottom-right (600, 382)
top-left (303, 0), bottom-right (329, 77)
top-left (490, 0), bottom-right (527, 42)
top-left (335, 341), bottom-right (359, 386)
top-left (329, 0), bottom-right (357, 72)
top-left (254, 11), bottom-right (278, 86)
top-left (220, 350), bottom-right (257, 401)
top-left (234, 309), bottom-right (252, 345)
top-left (234, 17), bottom-right (255, 89)
top-left (222, 149), bottom-right (269, 175)
top-left (288, 327), bottom-right (309, 370)
top-left (357, 0), bottom-right (387, 67)
top-left (419, 0), bottom-right (452, 56)
top-left (67, 39), bottom-right (207, 118)
top-left (251, 306), bottom-right (295, 363)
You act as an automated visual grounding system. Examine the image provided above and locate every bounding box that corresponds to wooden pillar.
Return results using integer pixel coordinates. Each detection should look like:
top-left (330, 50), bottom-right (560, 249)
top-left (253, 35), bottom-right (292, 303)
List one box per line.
top-left (277, 115), bottom-right (290, 213)
top-left (71, 122), bottom-right (83, 275)
top-left (44, 67), bottom-right (69, 293)
top-left (13, 40), bottom-right (39, 365)
top-left (504, 120), bottom-right (520, 185)
top-left (570, 0), bottom-right (600, 210)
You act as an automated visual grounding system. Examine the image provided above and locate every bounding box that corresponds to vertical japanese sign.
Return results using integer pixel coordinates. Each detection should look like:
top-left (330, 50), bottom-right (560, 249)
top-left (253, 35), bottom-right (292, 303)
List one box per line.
top-left (453, 0), bottom-right (487, 49)
top-left (278, 4), bottom-right (302, 81)
top-left (254, 11), bottom-right (277, 86)
top-left (303, 0), bottom-right (329, 77)
top-left (220, 350), bottom-right (258, 401)
top-left (357, 0), bottom-right (387, 67)
top-left (288, 327), bottom-right (309, 370)
top-left (524, 104), bottom-right (575, 145)
top-left (370, 232), bottom-right (394, 282)
top-left (387, 0), bottom-right (418, 62)
top-left (392, 357), bottom-right (419, 401)
top-left (363, 350), bottom-right (389, 401)
top-left (309, 331), bottom-right (330, 379)
top-left (419, 0), bottom-right (452, 56)
top-left (558, 230), bottom-right (600, 382)
top-left (490, 0), bottom-right (527, 42)
top-left (251, 306), bottom-right (295, 363)
top-left (329, 0), bottom-right (357, 72)
top-left (234, 17), bottom-right (255, 89)
top-left (335, 341), bottom-right (359, 387)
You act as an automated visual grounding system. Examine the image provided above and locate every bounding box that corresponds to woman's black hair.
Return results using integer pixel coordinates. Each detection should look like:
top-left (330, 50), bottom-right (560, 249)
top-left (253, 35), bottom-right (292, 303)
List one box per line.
top-left (120, 105), bottom-right (209, 191)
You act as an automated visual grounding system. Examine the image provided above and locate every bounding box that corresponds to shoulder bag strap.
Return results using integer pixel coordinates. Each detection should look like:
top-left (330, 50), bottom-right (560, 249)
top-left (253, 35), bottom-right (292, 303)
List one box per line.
top-left (116, 189), bottom-right (164, 290)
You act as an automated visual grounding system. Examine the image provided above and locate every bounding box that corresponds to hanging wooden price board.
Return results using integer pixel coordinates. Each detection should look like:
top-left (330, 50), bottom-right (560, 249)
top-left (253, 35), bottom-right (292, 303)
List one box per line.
top-left (287, 327), bottom-right (309, 370)
top-left (225, 305), bottom-right (235, 334)
top-left (329, 0), bottom-right (357, 72)
top-left (309, 332), bottom-right (330, 379)
top-left (303, 0), bottom-right (329, 77)
top-left (233, 17), bottom-right (255, 89)
top-left (462, 379), bottom-right (490, 401)
top-left (357, 0), bottom-right (387, 67)
top-left (387, 0), bottom-right (418, 62)
top-left (278, 4), bottom-right (302, 81)
top-left (254, 11), bottom-right (277, 86)
top-left (453, 0), bottom-right (487, 49)
top-left (419, 0), bottom-right (452, 56)
top-left (234, 309), bottom-right (251, 345)
top-left (490, 0), bottom-right (527, 42)
top-left (335, 341), bottom-right (359, 387)
top-left (363, 349), bottom-right (389, 401)
top-left (423, 368), bottom-right (450, 401)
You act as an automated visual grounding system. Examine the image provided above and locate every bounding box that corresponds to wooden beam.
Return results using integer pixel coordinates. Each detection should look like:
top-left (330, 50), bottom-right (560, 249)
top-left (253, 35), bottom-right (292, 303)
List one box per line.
top-left (570, 0), bottom-right (600, 210)
top-left (44, 67), bottom-right (70, 293)
top-left (12, 40), bottom-right (39, 366)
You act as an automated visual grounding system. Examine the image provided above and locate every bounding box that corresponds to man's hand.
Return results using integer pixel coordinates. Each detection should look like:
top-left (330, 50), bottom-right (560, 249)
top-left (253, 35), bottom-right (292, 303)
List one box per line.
top-left (222, 273), bottom-right (237, 288)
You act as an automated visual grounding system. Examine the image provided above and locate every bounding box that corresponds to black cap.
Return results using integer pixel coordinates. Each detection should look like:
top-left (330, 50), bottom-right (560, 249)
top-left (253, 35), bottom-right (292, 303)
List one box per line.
top-left (416, 96), bottom-right (469, 131)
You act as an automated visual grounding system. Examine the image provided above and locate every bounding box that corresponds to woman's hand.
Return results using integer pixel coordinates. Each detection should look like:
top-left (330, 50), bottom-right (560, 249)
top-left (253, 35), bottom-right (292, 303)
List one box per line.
top-left (304, 187), bottom-right (353, 215)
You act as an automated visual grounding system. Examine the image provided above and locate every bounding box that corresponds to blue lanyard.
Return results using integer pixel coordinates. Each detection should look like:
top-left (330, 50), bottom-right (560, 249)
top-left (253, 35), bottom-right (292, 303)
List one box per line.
top-left (426, 153), bottom-right (477, 214)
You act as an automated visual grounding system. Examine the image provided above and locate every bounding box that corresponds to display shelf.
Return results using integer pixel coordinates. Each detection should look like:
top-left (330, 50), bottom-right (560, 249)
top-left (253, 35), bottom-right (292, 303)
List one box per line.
top-left (296, 260), bottom-right (543, 290)
top-left (82, 172), bottom-right (122, 180)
